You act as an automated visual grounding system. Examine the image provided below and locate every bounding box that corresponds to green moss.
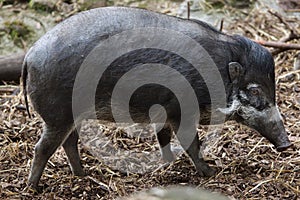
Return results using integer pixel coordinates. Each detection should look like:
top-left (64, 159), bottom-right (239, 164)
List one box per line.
top-left (208, 0), bottom-right (226, 9)
top-left (138, 2), bottom-right (148, 9)
top-left (79, 0), bottom-right (100, 10)
top-left (29, 0), bottom-right (56, 12)
top-left (106, 0), bottom-right (114, 6)
top-left (4, 20), bottom-right (32, 47)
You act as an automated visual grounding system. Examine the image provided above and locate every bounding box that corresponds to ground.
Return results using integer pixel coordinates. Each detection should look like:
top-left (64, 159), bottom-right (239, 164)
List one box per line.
top-left (0, 0), bottom-right (300, 199)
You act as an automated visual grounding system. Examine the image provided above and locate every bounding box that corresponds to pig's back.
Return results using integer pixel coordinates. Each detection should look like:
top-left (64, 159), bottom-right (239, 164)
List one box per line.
top-left (25, 7), bottom-right (222, 70)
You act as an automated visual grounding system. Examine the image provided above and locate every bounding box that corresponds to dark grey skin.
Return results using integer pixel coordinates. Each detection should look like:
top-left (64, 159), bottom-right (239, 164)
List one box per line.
top-left (22, 7), bottom-right (291, 190)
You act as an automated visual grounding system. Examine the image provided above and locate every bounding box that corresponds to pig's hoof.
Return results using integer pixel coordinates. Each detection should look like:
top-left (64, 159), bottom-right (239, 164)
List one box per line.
top-left (25, 183), bottom-right (42, 194)
top-left (276, 142), bottom-right (292, 152)
top-left (196, 165), bottom-right (217, 177)
top-left (73, 169), bottom-right (86, 177)
top-left (162, 152), bottom-right (175, 163)
top-left (204, 166), bottom-right (217, 177)
top-left (161, 149), bottom-right (176, 162)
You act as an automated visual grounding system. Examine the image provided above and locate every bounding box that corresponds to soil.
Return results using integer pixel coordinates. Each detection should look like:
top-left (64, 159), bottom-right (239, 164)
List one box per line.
top-left (0, 0), bottom-right (299, 199)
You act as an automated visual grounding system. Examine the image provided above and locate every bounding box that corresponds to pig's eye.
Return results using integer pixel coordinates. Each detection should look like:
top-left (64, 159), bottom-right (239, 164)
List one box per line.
top-left (249, 87), bottom-right (260, 96)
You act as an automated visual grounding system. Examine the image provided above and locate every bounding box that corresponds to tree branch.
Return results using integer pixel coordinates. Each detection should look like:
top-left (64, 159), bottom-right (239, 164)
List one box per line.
top-left (0, 53), bottom-right (25, 82)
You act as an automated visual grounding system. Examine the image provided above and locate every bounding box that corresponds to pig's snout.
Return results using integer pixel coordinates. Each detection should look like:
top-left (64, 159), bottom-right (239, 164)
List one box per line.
top-left (276, 143), bottom-right (291, 152)
top-left (258, 106), bottom-right (292, 152)
top-left (273, 133), bottom-right (292, 152)
top-left (261, 128), bottom-right (291, 152)
top-left (238, 105), bottom-right (292, 152)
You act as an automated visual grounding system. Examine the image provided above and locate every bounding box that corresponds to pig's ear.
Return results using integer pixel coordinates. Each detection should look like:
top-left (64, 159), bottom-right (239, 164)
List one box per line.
top-left (228, 62), bottom-right (244, 82)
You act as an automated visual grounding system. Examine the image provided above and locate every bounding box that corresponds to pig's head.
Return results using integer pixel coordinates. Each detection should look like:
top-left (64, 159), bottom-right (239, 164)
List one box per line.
top-left (222, 36), bottom-right (291, 152)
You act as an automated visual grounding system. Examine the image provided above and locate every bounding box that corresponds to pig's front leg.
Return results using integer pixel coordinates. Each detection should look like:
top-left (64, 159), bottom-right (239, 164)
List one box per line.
top-left (172, 123), bottom-right (216, 177)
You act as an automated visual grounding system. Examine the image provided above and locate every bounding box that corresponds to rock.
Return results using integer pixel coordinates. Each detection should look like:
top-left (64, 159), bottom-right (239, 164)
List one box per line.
top-left (121, 186), bottom-right (230, 200)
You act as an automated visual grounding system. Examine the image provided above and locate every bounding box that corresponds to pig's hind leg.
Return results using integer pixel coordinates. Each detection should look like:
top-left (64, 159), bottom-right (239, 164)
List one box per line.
top-left (62, 124), bottom-right (85, 176)
top-left (28, 123), bottom-right (74, 190)
top-left (156, 125), bottom-right (175, 162)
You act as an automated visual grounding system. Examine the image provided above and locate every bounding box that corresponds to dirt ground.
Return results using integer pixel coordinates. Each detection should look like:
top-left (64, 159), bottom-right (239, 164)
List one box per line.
top-left (0, 0), bottom-right (300, 199)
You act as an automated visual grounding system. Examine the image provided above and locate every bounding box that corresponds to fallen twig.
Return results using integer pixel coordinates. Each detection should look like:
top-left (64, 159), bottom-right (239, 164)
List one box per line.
top-left (267, 9), bottom-right (300, 55)
top-left (256, 40), bottom-right (300, 50)
top-left (219, 18), bottom-right (224, 32)
top-left (257, 40), bottom-right (300, 50)
top-left (268, 10), bottom-right (299, 38)
top-left (187, 1), bottom-right (191, 19)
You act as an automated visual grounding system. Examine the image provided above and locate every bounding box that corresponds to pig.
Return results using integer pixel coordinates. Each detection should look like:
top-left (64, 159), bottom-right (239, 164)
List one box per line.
top-left (22, 7), bottom-right (291, 190)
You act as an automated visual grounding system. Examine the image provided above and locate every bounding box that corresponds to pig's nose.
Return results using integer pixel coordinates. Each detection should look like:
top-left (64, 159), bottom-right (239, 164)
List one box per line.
top-left (276, 142), bottom-right (292, 152)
